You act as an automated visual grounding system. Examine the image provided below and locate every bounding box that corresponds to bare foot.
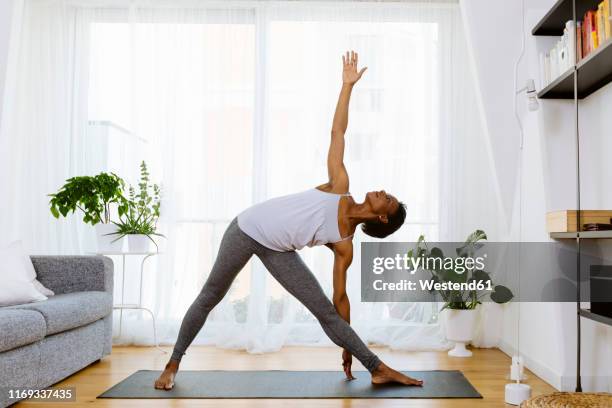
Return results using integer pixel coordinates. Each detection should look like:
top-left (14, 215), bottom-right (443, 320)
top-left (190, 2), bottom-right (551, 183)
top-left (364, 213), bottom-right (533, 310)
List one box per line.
top-left (371, 362), bottom-right (423, 386)
top-left (154, 360), bottom-right (179, 390)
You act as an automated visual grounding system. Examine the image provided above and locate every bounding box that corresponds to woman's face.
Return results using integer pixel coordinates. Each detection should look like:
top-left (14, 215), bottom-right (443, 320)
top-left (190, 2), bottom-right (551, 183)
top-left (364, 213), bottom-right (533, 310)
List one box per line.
top-left (366, 190), bottom-right (400, 217)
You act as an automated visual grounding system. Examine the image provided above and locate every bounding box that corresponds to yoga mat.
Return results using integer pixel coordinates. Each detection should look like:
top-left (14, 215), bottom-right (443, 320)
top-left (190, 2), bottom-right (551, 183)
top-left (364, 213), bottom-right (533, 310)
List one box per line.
top-left (98, 370), bottom-right (482, 399)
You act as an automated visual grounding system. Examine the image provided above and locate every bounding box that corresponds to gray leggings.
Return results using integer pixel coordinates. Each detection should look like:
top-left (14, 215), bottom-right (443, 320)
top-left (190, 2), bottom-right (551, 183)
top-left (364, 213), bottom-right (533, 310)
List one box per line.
top-left (170, 217), bottom-right (382, 373)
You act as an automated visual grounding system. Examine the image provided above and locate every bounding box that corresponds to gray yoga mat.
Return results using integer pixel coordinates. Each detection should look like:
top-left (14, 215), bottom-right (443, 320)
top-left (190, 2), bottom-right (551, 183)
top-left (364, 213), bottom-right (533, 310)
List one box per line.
top-left (98, 370), bottom-right (482, 399)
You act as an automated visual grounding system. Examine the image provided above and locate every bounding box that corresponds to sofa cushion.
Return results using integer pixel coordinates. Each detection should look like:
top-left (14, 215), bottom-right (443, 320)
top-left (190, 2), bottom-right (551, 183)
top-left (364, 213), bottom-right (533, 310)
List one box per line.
top-left (0, 242), bottom-right (48, 306)
top-left (0, 309), bottom-right (46, 352)
top-left (7, 291), bottom-right (112, 336)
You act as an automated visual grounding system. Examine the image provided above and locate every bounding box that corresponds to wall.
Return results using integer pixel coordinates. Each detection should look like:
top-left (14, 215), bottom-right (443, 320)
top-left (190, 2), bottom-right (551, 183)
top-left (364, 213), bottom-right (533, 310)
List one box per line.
top-left (459, 0), bottom-right (524, 233)
top-left (461, 0), bottom-right (612, 392)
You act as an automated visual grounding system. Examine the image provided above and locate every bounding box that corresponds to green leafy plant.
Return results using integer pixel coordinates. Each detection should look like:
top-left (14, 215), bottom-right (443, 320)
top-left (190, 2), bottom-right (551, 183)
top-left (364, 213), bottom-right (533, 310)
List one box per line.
top-left (49, 173), bottom-right (128, 225)
top-left (111, 161), bottom-right (163, 248)
top-left (410, 230), bottom-right (514, 311)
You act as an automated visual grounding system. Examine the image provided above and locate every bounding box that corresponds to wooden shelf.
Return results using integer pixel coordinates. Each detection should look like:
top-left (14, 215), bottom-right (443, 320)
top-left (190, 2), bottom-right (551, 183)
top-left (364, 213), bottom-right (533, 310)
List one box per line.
top-left (576, 39), bottom-right (612, 98)
top-left (532, 0), bottom-right (602, 36)
top-left (538, 39), bottom-right (612, 99)
top-left (579, 309), bottom-right (612, 327)
top-left (550, 230), bottom-right (612, 239)
top-left (537, 68), bottom-right (574, 99)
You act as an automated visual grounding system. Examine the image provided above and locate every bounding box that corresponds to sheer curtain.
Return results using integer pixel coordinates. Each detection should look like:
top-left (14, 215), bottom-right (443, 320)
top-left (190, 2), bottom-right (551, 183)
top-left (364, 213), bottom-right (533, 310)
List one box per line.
top-left (1, 0), bottom-right (503, 353)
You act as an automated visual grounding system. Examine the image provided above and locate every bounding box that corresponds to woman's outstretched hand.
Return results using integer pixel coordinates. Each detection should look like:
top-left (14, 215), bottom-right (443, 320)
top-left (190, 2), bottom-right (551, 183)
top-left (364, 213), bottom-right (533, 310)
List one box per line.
top-left (342, 349), bottom-right (356, 380)
top-left (342, 50), bottom-right (367, 86)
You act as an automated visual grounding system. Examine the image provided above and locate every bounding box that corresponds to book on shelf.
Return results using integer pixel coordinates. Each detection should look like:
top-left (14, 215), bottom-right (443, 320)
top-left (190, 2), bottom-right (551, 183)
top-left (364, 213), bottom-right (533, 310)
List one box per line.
top-left (586, 10), bottom-right (597, 52)
top-left (577, 21), bottom-right (583, 62)
top-left (605, 0), bottom-right (611, 40)
top-left (598, 3), bottom-right (606, 47)
top-left (583, 11), bottom-right (591, 56)
top-left (539, 1), bottom-right (611, 89)
top-left (539, 20), bottom-right (575, 88)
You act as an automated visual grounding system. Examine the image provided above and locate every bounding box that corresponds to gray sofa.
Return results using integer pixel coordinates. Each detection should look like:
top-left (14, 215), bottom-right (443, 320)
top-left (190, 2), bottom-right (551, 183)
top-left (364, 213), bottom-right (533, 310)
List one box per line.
top-left (0, 256), bottom-right (113, 407)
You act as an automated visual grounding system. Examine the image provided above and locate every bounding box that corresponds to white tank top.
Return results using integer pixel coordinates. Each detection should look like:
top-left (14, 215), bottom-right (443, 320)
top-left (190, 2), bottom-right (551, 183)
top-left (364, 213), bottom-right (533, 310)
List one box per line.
top-left (237, 188), bottom-right (353, 252)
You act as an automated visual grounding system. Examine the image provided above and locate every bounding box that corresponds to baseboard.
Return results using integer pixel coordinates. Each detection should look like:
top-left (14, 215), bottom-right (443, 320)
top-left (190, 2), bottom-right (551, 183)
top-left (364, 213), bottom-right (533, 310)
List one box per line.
top-left (498, 340), bottom-right (561, 390)
top-left (558, 374), bottom-right (612, 392)
top-left (498, 341), bottom-right (611, 392)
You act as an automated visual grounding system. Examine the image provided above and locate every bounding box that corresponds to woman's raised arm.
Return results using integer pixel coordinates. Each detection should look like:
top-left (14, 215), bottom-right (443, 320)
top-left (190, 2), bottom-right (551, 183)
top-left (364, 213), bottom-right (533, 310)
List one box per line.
top-left (324, 51), bottom-right (367, 193)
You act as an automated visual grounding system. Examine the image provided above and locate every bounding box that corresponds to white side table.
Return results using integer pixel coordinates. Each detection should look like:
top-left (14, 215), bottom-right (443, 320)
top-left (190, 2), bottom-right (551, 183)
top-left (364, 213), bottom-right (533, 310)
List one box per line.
top-left (95, 251), bottom-right (166, 353)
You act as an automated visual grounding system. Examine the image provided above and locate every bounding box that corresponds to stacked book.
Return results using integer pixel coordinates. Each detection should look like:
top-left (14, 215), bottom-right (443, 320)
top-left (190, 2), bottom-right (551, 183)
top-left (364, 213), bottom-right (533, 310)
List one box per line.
top-left (540, 0), bottom-right (611, 88)
top-left (578, 0), bottom-right (612, 61)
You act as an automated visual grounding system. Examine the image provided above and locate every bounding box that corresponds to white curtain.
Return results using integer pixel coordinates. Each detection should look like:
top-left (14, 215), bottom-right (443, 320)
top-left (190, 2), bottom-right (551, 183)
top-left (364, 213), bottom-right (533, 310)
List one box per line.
top-left (0, 0), bottom-right (504, 353)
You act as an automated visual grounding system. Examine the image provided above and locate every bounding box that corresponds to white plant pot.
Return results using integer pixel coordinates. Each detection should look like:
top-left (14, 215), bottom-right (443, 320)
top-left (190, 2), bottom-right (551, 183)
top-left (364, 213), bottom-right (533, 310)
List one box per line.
top-left (443, 309), bottom-right (477, 357)
top-left (95, 223), bottom-right (124, 253)
top-left (128, 234), bottom-right (151, 253)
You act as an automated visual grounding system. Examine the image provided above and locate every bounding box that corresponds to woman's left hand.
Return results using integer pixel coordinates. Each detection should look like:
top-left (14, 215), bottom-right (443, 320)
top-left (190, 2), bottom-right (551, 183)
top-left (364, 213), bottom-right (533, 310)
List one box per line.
top-left (342, 349), bottom-right (356, 380)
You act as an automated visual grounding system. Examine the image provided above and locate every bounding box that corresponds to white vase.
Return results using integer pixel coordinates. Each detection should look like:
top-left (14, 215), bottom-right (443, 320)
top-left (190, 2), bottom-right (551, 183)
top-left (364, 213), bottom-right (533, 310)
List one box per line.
top-left (128, 234), bottom-right (151, 253)
top-left (95, 223), bottom-right (124, 253)
top-left (443, 309), bottom-right (477, 357)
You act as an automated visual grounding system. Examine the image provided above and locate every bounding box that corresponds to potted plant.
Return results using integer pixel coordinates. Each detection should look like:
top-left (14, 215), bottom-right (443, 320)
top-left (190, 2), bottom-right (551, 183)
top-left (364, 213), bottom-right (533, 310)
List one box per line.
top-left (49, 173), bottom-right (129, 251)
top-left (411, 230), bottom-right (513, 357)
top-left (112, 161), bottom-right (163, 252)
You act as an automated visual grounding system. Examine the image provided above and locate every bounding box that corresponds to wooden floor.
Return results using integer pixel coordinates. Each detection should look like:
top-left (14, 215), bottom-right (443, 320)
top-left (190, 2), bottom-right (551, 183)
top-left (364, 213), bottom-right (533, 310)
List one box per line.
top-left (16, 346), bottom-right (555, 407)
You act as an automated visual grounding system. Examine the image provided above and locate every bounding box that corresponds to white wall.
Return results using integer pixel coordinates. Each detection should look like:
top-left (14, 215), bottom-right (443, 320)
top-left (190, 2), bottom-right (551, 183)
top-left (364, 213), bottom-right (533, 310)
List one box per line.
top-left (459, 0), bottom-right (524, 232)
top-left (0, 0), bottom-right (16, 128)
top-left (462, 0), bottom-right (612, 392)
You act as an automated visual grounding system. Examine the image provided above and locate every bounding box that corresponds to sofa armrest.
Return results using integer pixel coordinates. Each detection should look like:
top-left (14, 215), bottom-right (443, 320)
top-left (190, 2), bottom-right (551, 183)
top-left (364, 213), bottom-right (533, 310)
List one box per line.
top-left (30, 256), bottom-right (113, 295)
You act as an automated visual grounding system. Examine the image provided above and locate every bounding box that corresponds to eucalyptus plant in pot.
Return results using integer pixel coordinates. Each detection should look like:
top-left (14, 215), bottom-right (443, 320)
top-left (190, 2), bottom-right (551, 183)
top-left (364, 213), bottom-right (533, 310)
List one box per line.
top-left (111, 161), bottom-right (163, 252)
top-left (49, 172), bottom-right (129, 251)
top-left (411, 230), bottom-right (513, 357)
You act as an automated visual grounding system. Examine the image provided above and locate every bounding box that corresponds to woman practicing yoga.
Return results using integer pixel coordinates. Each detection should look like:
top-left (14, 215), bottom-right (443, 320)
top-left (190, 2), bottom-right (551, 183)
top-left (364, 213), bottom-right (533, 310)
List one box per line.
top-left (155, 51), bottom-right (423, 390)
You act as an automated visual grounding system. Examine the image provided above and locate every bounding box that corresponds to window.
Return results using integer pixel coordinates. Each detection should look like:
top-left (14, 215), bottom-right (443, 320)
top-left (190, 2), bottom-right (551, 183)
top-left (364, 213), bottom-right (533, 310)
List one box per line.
top-left (86, 3), bottom-right (453, 346)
